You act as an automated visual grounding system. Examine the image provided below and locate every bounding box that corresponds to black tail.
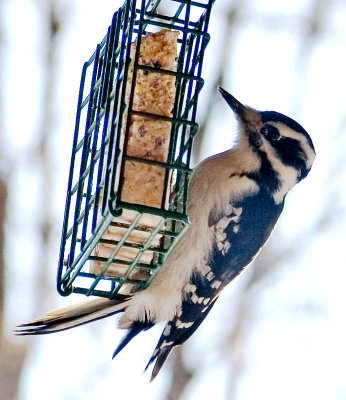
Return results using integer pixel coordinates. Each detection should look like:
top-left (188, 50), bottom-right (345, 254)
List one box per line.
top-left (112, 320), bottom-right (154, 359)
top-left (145, 345), bottom-right (173, 382)
top-left (145, 299), bottom-right (218, 381)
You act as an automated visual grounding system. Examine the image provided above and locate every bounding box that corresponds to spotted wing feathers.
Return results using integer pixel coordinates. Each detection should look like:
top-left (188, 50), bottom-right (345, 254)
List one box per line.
top-left (145, 273), bottom-right (219, 380)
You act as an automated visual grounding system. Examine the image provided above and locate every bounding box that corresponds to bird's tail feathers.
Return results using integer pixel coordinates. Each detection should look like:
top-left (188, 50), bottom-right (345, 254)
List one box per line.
top-left (112, 320), bottom-right (154, 359)
top-left (145, 344), bottom-right (173, 382)
top-left (15, 297), bottom-right (128, 335)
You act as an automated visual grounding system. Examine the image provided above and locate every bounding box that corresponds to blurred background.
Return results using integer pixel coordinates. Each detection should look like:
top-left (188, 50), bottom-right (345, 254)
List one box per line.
top-left (1, 0), bottom-right (346, 399)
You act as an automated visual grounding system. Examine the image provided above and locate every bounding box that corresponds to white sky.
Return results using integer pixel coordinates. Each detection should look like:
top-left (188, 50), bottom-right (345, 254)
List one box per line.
top-left (2, 0), bottom-right (346, 399)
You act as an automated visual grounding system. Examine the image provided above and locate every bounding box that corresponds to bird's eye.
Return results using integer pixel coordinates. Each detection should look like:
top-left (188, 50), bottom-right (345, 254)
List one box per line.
top-left (261, 124), bottom-right (280, 141)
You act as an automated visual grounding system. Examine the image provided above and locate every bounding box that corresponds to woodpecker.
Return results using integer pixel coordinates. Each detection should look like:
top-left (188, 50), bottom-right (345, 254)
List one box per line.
top-left (16, 87), bottom-right (315, 381)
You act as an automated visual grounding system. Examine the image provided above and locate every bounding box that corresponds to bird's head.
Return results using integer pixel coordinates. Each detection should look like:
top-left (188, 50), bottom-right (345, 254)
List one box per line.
top-left (218, 87), bottom-right (316, 185)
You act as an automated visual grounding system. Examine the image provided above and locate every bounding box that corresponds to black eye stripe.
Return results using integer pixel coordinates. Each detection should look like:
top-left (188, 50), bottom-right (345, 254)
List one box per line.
top-left (260, 110), bottom-right (315, 152)
top-left (261, 124), bottom-right (280, 141)
top-left (270, 137), bottom-right (307, 171)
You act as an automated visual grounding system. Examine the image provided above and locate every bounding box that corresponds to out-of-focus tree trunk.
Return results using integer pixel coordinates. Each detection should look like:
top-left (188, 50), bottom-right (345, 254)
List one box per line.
top-left (0, 5), bottom-right (28, 398)
top-left (0, 0), bottom-right (6, 346)
top-left (0, 178), bottom-right (5, 340)
top-left (33, 1), bottom-right (62, 312)
top-left (0, 179), bottom-right (28, 400)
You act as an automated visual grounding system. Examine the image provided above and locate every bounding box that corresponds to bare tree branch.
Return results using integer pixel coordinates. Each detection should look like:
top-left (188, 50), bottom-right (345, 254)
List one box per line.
top-left (165, 346), bottom-right (194, 400)
top-left (292, 0), bottom-right (330, 117)
top-left (193, 0), bottom-right (242, 163)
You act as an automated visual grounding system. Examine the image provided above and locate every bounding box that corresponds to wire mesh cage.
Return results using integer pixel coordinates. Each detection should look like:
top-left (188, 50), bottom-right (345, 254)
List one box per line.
top-left (57, 0), bottom-right (216, 300)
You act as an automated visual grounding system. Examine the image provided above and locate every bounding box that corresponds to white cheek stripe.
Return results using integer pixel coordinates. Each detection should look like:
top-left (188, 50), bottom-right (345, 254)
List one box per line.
top-left (261, 136), bottom-right (298, 204)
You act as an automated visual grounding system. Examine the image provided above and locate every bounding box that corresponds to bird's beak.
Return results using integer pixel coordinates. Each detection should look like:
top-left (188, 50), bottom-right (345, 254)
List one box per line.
top-left (218, 87), bottom-right (262, 133)
top-left (218, 87), bottom-right (246, 117)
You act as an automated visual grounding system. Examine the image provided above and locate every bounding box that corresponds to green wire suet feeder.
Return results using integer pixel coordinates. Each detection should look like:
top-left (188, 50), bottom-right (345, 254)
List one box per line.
top-left (57, 0), bottom-right (215, 300)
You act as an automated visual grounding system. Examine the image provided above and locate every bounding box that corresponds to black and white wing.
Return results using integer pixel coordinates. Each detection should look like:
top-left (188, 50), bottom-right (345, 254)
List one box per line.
top-left (145, 274), bottom-right (219, 381)
top-left (146, 187), bottom-right (284, 380)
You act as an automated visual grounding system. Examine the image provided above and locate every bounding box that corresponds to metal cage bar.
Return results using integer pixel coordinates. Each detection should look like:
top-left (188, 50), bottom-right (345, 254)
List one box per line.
top-left (57, 0), bottom-right (215, 299)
